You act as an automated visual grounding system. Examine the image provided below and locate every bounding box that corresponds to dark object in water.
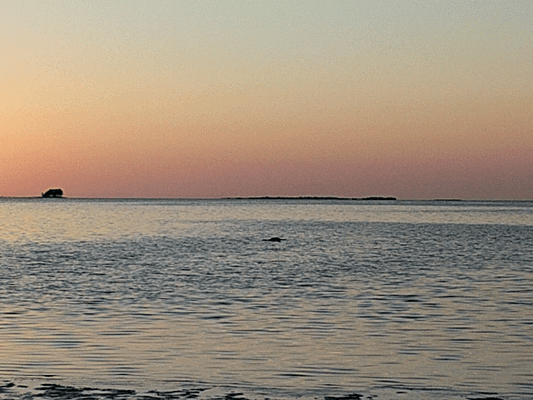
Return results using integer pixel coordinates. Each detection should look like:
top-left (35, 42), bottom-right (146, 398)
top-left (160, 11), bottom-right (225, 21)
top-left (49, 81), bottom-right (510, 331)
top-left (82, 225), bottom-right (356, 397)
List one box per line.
top-left (42, 188), bottom-right (63, 198)
top-left (263, 237), bottom-right (286, 242)
top-left (325, 394), bottom-right (363, 400)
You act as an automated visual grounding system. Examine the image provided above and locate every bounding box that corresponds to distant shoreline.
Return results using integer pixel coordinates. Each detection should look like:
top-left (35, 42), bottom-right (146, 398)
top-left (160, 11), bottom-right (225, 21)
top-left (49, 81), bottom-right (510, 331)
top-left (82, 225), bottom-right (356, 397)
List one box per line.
top-left (223, 196), bottom-right (398, 201)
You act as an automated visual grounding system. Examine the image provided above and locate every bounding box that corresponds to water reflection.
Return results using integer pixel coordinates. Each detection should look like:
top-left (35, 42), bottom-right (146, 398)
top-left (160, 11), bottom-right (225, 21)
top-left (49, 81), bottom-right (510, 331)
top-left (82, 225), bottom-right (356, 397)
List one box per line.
top-left (1, 199), bottom-right (532, 244)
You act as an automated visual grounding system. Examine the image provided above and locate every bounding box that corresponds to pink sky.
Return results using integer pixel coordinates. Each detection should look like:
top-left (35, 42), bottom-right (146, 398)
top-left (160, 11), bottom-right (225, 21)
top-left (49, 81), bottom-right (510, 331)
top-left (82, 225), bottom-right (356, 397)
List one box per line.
top-left (1, 1), bottom-right (532, 199)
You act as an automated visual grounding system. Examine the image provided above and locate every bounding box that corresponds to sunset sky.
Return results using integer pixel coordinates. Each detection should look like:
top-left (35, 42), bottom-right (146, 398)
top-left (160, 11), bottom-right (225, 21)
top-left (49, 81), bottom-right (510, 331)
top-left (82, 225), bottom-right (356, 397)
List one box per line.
top-left (1, 1), bottom-right (532, 199)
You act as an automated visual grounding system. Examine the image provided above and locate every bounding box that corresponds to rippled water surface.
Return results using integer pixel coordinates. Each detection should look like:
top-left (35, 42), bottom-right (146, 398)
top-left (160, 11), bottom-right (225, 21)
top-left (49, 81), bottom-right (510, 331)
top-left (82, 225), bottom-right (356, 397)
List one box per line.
top-left (1, 198), bottom-right (532, 400)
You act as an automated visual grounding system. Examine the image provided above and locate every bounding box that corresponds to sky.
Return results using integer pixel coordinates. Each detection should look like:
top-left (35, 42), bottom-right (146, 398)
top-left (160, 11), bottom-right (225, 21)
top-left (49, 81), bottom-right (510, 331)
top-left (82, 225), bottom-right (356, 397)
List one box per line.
top-left (1, 0), bottom-right (532, 199)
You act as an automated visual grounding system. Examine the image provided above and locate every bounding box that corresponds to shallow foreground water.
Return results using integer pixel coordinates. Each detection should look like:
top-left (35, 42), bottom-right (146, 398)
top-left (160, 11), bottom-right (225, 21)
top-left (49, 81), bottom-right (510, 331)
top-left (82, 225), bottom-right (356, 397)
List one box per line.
top-left (1, 198), bottom-right (532, 400)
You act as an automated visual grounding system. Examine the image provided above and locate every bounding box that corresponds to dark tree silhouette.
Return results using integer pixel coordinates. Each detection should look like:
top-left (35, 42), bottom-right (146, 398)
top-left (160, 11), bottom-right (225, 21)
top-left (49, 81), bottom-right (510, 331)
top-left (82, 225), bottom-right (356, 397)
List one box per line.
top-left (42, 188), bottom-right (63, 198)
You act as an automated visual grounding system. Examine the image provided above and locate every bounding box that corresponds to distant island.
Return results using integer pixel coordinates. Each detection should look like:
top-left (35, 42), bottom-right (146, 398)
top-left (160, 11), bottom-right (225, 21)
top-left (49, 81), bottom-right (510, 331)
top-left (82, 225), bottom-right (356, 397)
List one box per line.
top-left (432, 198), bottom-right (464, 202)
top-left (224, 196), bottom-right (397, 201)
top-left (359, 196), bottom-right (397, 201)
top-left (42, 188), bottom-right (64, 198)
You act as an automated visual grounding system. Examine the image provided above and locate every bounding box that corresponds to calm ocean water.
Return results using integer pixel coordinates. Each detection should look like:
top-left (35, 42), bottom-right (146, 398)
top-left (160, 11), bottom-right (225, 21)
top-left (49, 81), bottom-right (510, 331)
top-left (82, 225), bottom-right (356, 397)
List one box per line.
top-left (1, 198), bottom-right (532, 400)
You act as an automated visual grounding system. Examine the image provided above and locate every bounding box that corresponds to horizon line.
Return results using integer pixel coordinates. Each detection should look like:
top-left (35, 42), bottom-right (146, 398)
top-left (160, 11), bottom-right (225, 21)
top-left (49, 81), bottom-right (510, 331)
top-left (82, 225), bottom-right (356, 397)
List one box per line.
top-left (1, 195), bottom-right (532, 202)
